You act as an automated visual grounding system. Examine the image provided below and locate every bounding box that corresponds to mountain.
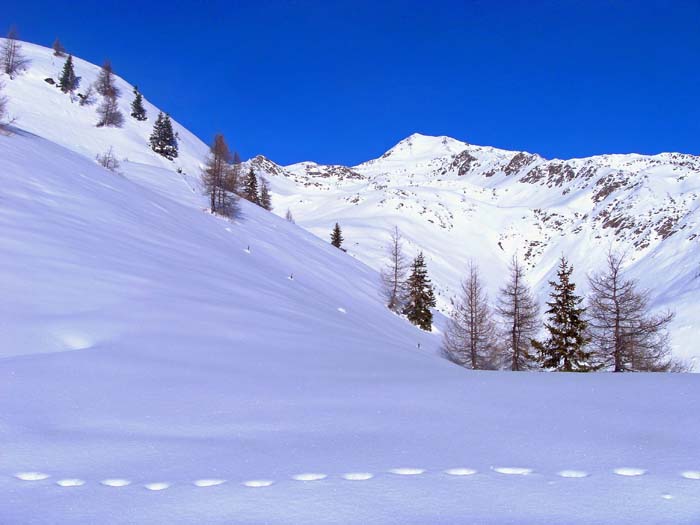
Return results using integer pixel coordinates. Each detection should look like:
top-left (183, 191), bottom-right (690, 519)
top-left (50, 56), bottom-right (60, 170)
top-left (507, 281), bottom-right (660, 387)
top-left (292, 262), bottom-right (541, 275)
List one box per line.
top-left (1, 40), bottom-right (700, 524)
top-left (248, 133), bottom-right (700, 364)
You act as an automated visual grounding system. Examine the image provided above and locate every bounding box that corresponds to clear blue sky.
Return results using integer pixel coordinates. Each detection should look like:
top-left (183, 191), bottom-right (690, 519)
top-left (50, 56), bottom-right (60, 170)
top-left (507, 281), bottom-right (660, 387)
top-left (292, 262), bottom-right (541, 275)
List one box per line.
top-left (5, 0), bottom-right (699, 165)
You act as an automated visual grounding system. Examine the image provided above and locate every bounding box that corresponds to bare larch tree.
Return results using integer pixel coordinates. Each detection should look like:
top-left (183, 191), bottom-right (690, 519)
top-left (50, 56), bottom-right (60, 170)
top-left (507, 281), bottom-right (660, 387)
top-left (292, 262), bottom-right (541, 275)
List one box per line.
top-left (380, 226), bottom-right (409, 312)
top-left (497, 255), bottom-right (540, 371)
top-left (588, 251), bottom-right (677, 372)
top-left (442, 261), bottom-right (499, 369)
top-left (202, 134), bottom-right (238, 217)
top-left (2, 27), bottom-right (29, 78)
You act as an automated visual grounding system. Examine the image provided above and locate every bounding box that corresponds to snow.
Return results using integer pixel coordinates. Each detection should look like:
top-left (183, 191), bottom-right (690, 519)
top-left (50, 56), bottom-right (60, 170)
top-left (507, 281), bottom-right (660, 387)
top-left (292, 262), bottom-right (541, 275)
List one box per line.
top-left (253, 134), bottom-right (700, 365)
top-left (1, 40), bottom-right (700, 524)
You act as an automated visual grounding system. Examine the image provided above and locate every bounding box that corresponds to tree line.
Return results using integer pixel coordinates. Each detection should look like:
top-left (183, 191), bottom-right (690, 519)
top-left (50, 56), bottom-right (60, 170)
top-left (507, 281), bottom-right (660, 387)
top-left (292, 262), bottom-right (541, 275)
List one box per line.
top-left (375, 226), bottom-right (680, 373)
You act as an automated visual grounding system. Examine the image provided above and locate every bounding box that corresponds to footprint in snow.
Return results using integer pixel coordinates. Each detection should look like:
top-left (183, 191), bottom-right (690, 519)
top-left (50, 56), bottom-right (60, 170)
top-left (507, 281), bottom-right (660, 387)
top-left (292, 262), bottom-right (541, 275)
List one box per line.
top-left (681, 471), bottom-right (700, 480)
top-left (56, 478), bottom-right (86, 487)
top-left (342, 472), bottom-right (374, 481)
top-left (243, 480), bottom-right (274, 488)
top-left (144, 482), bottom-right (170, 491)
top-left (389, 468), bottom-right (425, 476)
top-left (15, 472), bottom-right (50, 481)
top-left (292, 473), bottom-right (327, 481)
top-left (557, 470), bottom-right (589, 478)
top-left (101, 479), bottom-right (131, 487)
top-left (613, 468), bottom-right (646, 477)
top-left (194, 479), bottom-right (227, 487)
top-left (337, 307), bottom-right (346, 314)
top-left (493, 467), bottom-right (533, 476)
top-left (661, 493), bottom-right (673, 500)
top-left (444, 468), bottom-right (477, 476)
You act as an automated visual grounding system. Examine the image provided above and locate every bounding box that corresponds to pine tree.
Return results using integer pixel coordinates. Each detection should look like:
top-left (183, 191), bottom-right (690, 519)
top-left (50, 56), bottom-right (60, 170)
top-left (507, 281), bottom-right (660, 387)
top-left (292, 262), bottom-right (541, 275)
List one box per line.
top-left (52, 38), bottom-right (66, 57)
top-left (149, 112), bottom-right (178, 159)
top-left (330, 223), bottom-right (343, 248)
top-left (404, 252), bottom-right (436, 331)
top-left (242, 169), bottom-right (260, 204)
top-left (130, 86), bottom-right (147, 121)
top-left (588, 251), bottom-right (678, 372)
top-left (285, 209), bottom-right (295, 223)
top-left (380, 226), bottom-right (409, 312)
top-left (58, 55), bottom-right (79, 94)
top-left (259, 177), bottom-right (272, 210)
top-left (442, 262), bottom-right (499, 369)
top-left (1, 26), bottom-right (29, 78)
top-left (95, 60), bottom-right (120, 98)
top-left (497, 256), bottom-right (540, 371)
top-left (532, 256), bottom-right (594, 372)
top-left (96, 94), bottom-right (124, 127)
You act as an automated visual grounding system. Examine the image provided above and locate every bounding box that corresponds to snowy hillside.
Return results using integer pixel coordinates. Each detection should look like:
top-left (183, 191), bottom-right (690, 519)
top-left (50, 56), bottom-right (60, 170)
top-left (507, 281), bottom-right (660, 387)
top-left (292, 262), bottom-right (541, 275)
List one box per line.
top-left (1, 41), bottom-right (700, 524)
top-left (249, 133), bottom-right (700, 364)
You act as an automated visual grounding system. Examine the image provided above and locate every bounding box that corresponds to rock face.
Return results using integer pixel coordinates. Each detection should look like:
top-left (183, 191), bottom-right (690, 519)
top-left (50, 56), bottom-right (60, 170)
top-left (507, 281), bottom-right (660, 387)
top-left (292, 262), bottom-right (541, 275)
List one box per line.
top-left (246, 134), bottom-right (700, 361)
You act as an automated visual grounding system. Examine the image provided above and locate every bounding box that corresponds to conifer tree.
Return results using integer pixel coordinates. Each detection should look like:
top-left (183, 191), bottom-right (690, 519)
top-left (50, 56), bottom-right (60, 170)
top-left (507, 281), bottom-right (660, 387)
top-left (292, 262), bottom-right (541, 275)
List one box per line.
top-left (404, 252), bottom-right (436, 331)
top-left (588, 251), bottom-right (678, 372)
top-left (130, 86), bottom-right (147, 121)
top-left (52, 38), bottom-right (66, 57)
top-left (497, 255), bottom-right (540, 371)
top-left (285, 209), bottom-right (295, 223)
top-left (95, 60), bottom-right (120, 98)
top-left (259, 177), bottom-right (272, 210)
top-left (380, 226), bottom-right (409, 312)
top-left (330, 223), bottom-right (343, 248)
top-left (532, 256), bottom-right (594, 371)
top-left (443, 262), bottom-right (499, 369)
top-left (58, 54), bottom-right (79, 95)
top-left (149, 112), bottom-right (178, 159)
top-left (242, 169), bottom-right (260, 204)
top-left (2, 26), bottom-right (28, 78)
top-left (96, 94), bottom-right (123, 127)
top-left (202, 134), bottom-right (238, 216)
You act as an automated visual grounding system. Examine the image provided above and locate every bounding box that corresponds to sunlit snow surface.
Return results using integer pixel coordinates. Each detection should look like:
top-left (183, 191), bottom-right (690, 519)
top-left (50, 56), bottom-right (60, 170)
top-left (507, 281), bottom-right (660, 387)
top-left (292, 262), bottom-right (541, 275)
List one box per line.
top-left (0, 40), bottom-right (699, 524)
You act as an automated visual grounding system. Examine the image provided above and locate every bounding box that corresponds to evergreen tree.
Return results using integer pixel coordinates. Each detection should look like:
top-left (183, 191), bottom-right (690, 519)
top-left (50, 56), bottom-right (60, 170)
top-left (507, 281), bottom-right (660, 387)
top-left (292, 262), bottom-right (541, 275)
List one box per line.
top-left (58, 54), bottom-right (79, 94)
top-left (149, 112), bottom-right (178, 160)
top-left (285, 209), bottom-right (295, 223)
top-left (330, 223), bottom-right (343, 248)
top-left (259, 177), bottom-right (272, 210)
top-left (130, 86), bottom-right (147, 121)
top-left (532, 256), bottom-right (594, 372)
top-left (442, 262), bottom-right (499, 369)
top-left (242, 169), bottom-right (260, 204)
top-left (497, 255), bottom-right (540, 371)
top-left (404, 252), bottom-right (436, 331)
top-left (52, 38), bottom-right (66, 57)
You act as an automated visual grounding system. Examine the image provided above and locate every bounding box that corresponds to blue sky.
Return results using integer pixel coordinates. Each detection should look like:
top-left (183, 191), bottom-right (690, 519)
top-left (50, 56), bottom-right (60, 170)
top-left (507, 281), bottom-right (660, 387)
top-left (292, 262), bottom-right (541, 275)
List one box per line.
top-left (5, 1), bottom-right (699, 165)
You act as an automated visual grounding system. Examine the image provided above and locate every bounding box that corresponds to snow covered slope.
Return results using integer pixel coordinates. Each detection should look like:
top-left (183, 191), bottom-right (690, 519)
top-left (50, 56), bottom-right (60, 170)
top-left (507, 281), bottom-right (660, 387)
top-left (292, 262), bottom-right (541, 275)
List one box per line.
top-left (1, 41), bottom-right (700, 524)
top-left (250, 133), bottom-right (700, 364)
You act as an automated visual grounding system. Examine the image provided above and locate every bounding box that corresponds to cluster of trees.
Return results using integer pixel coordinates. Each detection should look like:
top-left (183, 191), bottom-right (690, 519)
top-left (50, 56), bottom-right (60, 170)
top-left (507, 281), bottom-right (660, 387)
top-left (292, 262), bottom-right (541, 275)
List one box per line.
top-left (200, 135), bottom-right (273, 217)
top-left (241, 168), bottom-right (272, 210)
top-left (2, 27), bottom-right (28, 79)
top-left (441, 251), bottom-right (680, 373)
top-left (149, 112), bottom-right (178, 159)
top-left (378, 227), bottom-right (436, 331)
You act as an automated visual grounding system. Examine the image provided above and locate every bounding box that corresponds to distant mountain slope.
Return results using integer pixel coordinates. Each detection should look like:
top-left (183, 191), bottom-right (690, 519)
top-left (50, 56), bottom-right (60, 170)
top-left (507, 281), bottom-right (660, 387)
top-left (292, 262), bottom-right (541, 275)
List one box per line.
top-left (249, 133), bottom-right (700, 363)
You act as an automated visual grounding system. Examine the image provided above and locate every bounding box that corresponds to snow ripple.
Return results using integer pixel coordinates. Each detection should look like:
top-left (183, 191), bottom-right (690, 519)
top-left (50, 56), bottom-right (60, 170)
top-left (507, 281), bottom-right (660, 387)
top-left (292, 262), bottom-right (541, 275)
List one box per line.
top-left (557, 470), bottom-right (589, 478)
top-left (243, 479), bottom-right (274, 488)
top-left (389, 468), bottom-right (425, 476)
top-left (681, 471), bottom-right (700, 480)
top-left (144, 482), bottom-right (170, 491)
top-left (445, 468), bottom-right (477, 476)
top-left (613, 468), bottom-right (646, 477)
top-left (292, 473), bottom-right (327, 481)
top-left (101, 479), bottom-right (131, 487)
top-left (15, 472), bottom-right (50, 481)
top-left (493, 467), bottom-right (533, 475)
top-left (194, 479), bottom-right (227, 487)
top-left (56, 478), bottom-right (85, 487)
top-left (342, 472), bottom-right (374, 481)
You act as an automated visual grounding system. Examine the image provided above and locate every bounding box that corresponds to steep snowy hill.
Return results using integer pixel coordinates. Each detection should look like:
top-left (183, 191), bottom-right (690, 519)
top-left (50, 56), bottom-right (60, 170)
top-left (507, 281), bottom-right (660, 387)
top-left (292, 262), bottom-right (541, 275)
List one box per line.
top-left (249, 134), bottom-right (700, 364)
top-left (1, 41), bottom-right (700, 524)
